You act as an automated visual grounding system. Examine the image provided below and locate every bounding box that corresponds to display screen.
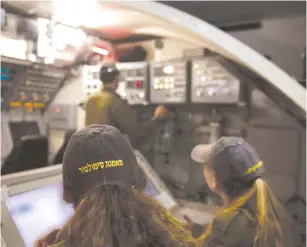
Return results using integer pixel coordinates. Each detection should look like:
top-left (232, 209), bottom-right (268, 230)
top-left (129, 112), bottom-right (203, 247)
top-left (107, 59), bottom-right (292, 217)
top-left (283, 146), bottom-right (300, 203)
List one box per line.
top-left (5, 183), bottom-right (74, 247)
top-left (153, 65), bottom-right (175, 77)
top-left (5, 180), bottom-right (159, 247)
top-left (126, 69), bottom-right (144, 77)
top-left (1, 67), bottom-right (17, 81)
top-left (127, 80), bottom-right (144, 89)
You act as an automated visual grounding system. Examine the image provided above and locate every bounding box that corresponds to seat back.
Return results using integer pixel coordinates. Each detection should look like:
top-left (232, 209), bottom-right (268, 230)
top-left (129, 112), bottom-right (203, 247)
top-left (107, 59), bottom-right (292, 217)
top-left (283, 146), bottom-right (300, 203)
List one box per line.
top-left (52, 130), bottom-right (75, 165)
top-left (1, 135), bottom-right (49, 175)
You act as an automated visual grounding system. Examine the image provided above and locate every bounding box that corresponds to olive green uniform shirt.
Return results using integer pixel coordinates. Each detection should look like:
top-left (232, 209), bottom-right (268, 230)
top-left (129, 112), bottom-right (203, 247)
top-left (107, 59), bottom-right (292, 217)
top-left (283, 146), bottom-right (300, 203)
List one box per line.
top-left (202, 203), bottom-right (294, 247)
top-left (85, 87), bottom-right (161, 147)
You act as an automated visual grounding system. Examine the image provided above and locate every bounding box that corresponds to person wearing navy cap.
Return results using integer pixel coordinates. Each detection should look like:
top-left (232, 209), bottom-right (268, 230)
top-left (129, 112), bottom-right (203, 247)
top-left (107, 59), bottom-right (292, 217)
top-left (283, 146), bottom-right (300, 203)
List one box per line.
top-left (191, 136), bottom-right (293, 247)
top-left (34, 125), bottom-right (195, 247)
top-left (85, 63), bottom-right (169, 148)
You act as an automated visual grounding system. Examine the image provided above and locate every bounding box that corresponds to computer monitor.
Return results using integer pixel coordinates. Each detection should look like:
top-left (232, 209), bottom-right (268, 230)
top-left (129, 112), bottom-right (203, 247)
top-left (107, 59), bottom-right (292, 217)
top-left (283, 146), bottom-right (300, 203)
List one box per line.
top-left (1, 165), bottom-right (71, 247)
top-left (5, 183), bottom-right (73, 247)
top-left (1, 154), bottom-right (179, 247)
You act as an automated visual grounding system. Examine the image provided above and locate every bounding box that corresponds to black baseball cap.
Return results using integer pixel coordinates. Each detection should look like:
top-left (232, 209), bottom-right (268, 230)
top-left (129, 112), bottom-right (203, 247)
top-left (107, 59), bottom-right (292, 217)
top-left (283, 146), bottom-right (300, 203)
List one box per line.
top-left (62, 125), bottom-right (144, 201)
top-left (100, 63), bottom-right (119, 83)
top-left (191, 136), bottom-right (265, 181)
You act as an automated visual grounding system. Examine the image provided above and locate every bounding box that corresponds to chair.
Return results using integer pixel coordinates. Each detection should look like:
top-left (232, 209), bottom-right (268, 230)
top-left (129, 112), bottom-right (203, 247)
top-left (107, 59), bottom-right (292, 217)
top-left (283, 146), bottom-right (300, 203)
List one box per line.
top-left (51, 130), bottom-right (76, 165)
top-left (1, 135), bottom-right (49, 175)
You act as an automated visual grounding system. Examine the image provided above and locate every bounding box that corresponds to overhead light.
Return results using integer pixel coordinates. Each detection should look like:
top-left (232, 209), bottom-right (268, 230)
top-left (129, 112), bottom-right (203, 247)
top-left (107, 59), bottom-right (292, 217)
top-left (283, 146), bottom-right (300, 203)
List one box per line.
top-left (53, 0), bottom-right (118, 27)
top-left (53, 0), bottom-right (97, 26)
top-left (92, 47), bottom-right (109, 56)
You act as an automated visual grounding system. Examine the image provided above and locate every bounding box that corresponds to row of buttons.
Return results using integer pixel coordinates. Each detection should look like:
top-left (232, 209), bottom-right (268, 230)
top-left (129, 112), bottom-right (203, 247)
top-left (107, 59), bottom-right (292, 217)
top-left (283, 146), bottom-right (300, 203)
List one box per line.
top-left (24, 80), bottom-right (60, 89)
top-left (120, 69), bottom-right (145, 77)
top-left (87, 84), bottom-right (99, 89)
top-left (19, 86), bottom-right (55, 93)
top-left (153, 83), bottom-right (175, 90)
top-left (195, 87), bottom-right (231, 97)
top-left (15, 91), bottom-right (50, 102)
top-left (128, 92), bottom-right (145, 99)
top-left (154, 77), bottom-right (175, 84)
top-left (26, 75), bottom-right (63, 83)
top-left (194, 75), bottom-right (230, 82)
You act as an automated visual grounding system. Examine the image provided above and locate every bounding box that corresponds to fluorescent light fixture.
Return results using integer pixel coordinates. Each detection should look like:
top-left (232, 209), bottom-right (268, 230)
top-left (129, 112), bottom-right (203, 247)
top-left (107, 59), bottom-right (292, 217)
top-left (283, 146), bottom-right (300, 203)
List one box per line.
top-left (92, 47), bottom-right (109, 56)
top-left (53, 24), bottom-right (87, 50)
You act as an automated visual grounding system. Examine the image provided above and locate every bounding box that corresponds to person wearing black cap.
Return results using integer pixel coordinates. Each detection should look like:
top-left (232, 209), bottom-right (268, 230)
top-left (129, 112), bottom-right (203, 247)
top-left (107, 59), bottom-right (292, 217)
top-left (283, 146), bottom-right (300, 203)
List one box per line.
top-left (190, 136), bottom-right (293, 247)
top-left (85, 63), bottom-right (168, 147)
top-left (34, 125), bottom-right (195, 247)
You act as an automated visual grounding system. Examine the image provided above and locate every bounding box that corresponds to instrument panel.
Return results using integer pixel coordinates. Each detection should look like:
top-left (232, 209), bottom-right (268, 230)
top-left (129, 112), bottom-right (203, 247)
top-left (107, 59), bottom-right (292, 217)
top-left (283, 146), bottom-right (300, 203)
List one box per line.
top-left (150, 61), bottom-right (188, 104)
top-left (191, 57), bottom-right (240, 104)
top-left (82, 65), bottom-right (101, 97)
top-left (1, 63), bottom-right (25, 108)
top-left (1, 58), bottom-right (67, 112)
top-left (117, 62), bottom-right (149, 105)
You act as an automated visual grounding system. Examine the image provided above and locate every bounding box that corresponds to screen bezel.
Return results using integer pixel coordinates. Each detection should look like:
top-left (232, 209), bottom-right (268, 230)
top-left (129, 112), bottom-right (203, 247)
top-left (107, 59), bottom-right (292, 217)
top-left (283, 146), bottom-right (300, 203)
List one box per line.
top-left (1, 165), bottom-right (63, 247)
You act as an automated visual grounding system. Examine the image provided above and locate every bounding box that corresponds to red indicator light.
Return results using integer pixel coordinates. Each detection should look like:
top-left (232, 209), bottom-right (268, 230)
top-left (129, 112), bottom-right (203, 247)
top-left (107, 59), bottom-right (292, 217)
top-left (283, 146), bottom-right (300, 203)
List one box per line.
top-left (55, 107), bottom-right (61, 113)
top-left (135, 81), bottom-right (142, 88)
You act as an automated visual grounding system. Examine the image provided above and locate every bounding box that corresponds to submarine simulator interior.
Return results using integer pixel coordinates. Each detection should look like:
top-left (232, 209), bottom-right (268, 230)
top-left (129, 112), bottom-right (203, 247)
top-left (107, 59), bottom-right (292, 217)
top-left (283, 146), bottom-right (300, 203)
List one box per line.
top-left (0, 1), bottom-right (306, 247)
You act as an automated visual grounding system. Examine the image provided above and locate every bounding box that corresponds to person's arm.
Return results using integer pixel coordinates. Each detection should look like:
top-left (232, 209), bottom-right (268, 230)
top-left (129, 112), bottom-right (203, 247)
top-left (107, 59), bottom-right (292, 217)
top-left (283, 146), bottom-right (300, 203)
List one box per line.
top-left (200, 211), bottom-right (255, 247)
top-left (84, 96), bottom-right (97, 126)
top-left (110, 99), bottom-right (167, 147)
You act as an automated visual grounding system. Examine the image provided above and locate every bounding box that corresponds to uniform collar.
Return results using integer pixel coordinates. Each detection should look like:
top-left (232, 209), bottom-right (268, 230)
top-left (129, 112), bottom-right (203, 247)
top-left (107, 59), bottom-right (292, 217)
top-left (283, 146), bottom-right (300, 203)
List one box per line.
top-left (102, 86), bottom-right (115, 93)
top-left (102, 86), bottom-right (121, 98)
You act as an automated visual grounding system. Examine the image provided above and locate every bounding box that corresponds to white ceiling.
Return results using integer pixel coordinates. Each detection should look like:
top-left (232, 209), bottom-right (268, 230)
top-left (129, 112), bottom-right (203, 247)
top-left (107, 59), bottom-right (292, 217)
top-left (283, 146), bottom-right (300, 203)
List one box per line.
top-left (4, 0), bottom-right (305, 43)
top-left (3, 1), bottom-right (169, 40)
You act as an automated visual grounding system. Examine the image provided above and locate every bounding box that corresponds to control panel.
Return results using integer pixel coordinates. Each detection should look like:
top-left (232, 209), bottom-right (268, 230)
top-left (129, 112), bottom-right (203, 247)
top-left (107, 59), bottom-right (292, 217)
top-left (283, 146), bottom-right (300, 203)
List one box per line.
top-left (117, 62), bottom-right (149, 105)
top-left (150, 60), bottom-right (188, 104)
top-left (48, 103), bottom-right (78, 130)
top-left (1, 58), bottom-right (67, 112)
top-left (191, 57), bottom-right (240, 104)
top-left (82, 65), bottom-right (101, 97)
top-left (1, 63), bottom-right (25, 109)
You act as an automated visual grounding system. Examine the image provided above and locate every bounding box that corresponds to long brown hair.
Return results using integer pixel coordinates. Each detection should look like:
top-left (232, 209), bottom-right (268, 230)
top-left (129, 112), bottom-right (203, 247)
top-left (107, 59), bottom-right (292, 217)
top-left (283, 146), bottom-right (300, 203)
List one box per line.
top-left (60, 183), bottom-right (196, 247)
top-left (199, 177), bottom-right (290, 247)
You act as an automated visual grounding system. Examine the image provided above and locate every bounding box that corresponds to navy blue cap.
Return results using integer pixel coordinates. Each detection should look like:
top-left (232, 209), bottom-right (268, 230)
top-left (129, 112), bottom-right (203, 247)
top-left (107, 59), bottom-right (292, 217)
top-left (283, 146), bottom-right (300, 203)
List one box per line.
top-left (191, 137), bottom-right (265, 181)
top-left (62, 125), bottom-right (143, 201)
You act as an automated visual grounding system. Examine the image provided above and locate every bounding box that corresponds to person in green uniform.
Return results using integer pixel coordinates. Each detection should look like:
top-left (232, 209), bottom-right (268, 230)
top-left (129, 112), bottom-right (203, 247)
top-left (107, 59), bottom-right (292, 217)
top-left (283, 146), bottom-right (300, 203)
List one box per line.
top-left (190, 136), bottom-right (293, 247)
top-left (34, 125), bottom-right (196, 247)
top-left (85, 64), bottom-right (168, 147)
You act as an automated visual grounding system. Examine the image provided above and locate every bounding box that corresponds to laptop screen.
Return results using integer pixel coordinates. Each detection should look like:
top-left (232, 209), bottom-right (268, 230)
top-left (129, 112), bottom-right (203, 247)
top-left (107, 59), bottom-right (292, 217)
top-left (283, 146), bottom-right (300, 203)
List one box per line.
top-left (5, 180), bottom-right (160, 247)
top-left (5, 183), bottom-right (74, 247)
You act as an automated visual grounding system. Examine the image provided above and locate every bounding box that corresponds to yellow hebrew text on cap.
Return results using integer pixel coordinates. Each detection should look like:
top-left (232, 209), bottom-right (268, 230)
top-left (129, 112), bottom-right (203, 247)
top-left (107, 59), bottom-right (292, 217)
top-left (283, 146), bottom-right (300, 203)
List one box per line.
top-left (245, 161), bottom-right (263, 175)
top-left (78, 160), bottom-right (123, 174)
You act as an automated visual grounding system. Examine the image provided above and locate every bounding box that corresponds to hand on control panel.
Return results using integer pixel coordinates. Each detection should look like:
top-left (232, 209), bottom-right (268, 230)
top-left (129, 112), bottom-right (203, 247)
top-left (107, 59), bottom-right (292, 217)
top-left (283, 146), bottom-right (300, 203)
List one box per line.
top-left (154, 105), bottom-right (169, 120)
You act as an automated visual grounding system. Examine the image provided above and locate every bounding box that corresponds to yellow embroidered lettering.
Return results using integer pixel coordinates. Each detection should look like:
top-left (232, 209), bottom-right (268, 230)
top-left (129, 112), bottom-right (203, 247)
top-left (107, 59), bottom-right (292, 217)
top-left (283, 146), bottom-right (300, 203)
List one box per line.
top-left (100, 162), bottom-right (105, 169)
top-left (78, 159), bottom-right (125, 173)
top-left (95, 162), bottom-right (98, 169)
top-left (87, 164), bottom-right (92, 172)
